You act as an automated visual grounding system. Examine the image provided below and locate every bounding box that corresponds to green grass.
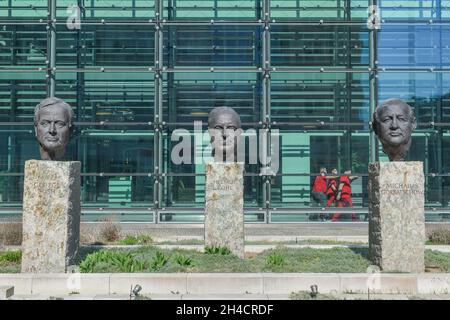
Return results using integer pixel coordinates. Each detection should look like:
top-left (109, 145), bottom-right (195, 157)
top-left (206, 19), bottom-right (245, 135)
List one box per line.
top-left (118, 235), bottom-right (153, 246)
top-left (77, 247), bottom-right (450, 274)
top-left (204, 246), bottom-right (231, 255)
top-left (290, 291), bottom-right (338, 300)
top-left (79, 250), bottom-right (149, 273)
top-left (78, 246), bottom-right (373, 273)
top-left (1, 247), bottom-right (449, 274)
top-left (425, 250), bottom-right (450, 272)
top-left (0, 250), bottom-right (21, 273)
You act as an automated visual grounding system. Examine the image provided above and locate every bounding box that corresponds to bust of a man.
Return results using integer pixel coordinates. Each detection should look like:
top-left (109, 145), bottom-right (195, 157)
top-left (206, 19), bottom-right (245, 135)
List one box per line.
top-left (372, 98), bottom-right (417, 161)
top-left (208, 107), bottom-right (242, 162)
top-left (34, 97), bottom-right (74, 161)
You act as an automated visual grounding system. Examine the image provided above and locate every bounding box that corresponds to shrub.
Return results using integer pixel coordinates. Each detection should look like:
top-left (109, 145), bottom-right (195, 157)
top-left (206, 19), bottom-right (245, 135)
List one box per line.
top-left (289, 291), bottom-right (337, 300)
top-left (204, 246), bottom-right (231, 255)
top-left (0, 220), bottom-right (22, 245)
top-left (427, 227), bottom-right (450, 245)
top-left (98, 218), bottom-right (121, 243)
top-left (136, 235), bottom-right (153, 244)
top-left (119, 234), bottom-right (153, 245)
top-left (174, 254), bottom-right (193, 267)
top-left (120, 235), bottom-right (138, 245)
top-left (266, 251), bottom-right (285, 267)
top-left (0, 250), bottom-right (22, 264)
top-left (79, 250), bottom-right (147, 273)
top-left (80, 224), bottom-right (100, 245)
top-left (150, 251), bottom-right (169, 270)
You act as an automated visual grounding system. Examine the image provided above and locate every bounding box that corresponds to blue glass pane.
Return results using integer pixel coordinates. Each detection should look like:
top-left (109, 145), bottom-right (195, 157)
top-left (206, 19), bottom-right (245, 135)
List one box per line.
top-left (378, 25), bottom-right (449, 67)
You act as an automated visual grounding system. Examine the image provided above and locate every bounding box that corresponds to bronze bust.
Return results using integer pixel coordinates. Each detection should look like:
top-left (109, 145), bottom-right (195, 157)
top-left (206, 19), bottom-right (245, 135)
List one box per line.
top-left (34, 97), bottom-right (74, 161)
top-left (207, 107), bottom-right (242, 162)
top-left (372, 98), bottom-right (417, 161)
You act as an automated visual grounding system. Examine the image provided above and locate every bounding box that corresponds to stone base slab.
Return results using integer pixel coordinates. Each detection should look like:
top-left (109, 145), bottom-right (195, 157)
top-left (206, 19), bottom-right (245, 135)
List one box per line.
top-left (21, 160), bottom-right (81, 273)
top-left (368, 161), bottom-right (425, 273)
top-left (204, 162), bottom-right (244, 258)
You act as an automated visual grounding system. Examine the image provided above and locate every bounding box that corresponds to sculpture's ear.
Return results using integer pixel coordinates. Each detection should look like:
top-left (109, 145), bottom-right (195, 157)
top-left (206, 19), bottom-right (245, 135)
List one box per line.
top-left (411, 116), bottom-right (417, 130)
top-left (371, 112), bottom-right (378, 135)
top-left (69, 123), bottom-right (75, 135)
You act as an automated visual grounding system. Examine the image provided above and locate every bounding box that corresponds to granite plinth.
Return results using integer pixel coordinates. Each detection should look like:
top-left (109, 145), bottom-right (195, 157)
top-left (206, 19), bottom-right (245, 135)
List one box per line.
top-left (21, 160), bottom-right (81, 273)
top-left (204, 162), bottom-right (244, 258)
top-left (368, 161), bottom-right (425, 273)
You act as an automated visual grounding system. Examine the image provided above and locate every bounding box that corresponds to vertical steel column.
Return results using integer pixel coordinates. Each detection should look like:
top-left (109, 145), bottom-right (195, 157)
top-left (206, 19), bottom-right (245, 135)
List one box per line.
top-left (76, 0), bottom-right (86, 200)
top-left (436, 0), bottom-right (443, 208)
top-left (153, 0), bottom-right (164, 222)
top-left (166, 0), bottom-right (176, 206)
top-left (262, 0), bottom-right (270, 123)
top-left (47, 0), bottom-right (56, 97)
top-left (345, 0), bottom-right (352, 170)
top-left (368, 0), bottom-right (379, 163)
top-left (262, 0), bottom-right (271, 222)
top-left (7, 26), bottom-right (18, 201)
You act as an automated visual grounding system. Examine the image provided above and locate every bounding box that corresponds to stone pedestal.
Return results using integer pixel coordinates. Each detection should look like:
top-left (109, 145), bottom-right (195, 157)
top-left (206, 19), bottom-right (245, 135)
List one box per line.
top-left (368, 161), bottom-right (425, 273)
top-left (204, 162), bottom-right (244, 258)
top-left (21, 160), bottom-right (81, 273)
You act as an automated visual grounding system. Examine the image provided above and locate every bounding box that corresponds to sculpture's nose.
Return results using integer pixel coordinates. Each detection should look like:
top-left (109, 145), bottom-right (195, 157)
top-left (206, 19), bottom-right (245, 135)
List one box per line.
top-left (49, 122), bottom-right (57, 134)
top-left (222, 129), bottom-right (228, 140)
top-left (390, 117), bottom-right (399, 129)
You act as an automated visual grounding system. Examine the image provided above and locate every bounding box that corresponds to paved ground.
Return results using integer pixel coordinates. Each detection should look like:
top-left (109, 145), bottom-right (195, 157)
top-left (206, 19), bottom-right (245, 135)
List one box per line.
top-left (80, 222), bottom-right (449, 242)
top-left (82, 222), bottom-right (370, 241)
top-left (7, 293), bottom-right (450, 300)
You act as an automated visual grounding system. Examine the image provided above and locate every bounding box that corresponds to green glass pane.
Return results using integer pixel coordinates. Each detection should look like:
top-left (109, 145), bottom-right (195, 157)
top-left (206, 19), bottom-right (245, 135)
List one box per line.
top-left (0, 25), bottom-right (47, 67)
top-left (162, 72), bottom-right (261, 123)
top-left (271, 25), bottom-right (369, 68)
top-left (163, 0), bottom-right (261, 20)
top-left (270, 0), bottom-right (369, 20)
top-left (0, 72), bottom-right (47, 122)
top-left (56, 72), bottom-right (154, 123)
top-left (163, 25), bottom-right (262, 68)
top-left (271, 72), bottom-right (370, 124)
top-left (0, 0), bottom-right (47, 18)
top-left (57, 0), bottom-right (155, 19)
top-left (55, 25), bottom-right (155, 67)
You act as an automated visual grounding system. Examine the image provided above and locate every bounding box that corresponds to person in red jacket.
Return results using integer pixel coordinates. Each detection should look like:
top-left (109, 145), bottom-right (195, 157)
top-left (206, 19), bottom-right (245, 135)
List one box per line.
top-left (326, 168), bottom-right (338, 207)
top-left (311, 167), bottom-right (328, 221)
top-left (332, 170), bottom-right (359, 221)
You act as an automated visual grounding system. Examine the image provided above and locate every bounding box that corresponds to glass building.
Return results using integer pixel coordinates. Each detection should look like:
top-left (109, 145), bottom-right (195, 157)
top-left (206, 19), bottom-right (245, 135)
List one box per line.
top-left (1, 0), bottom-right (450, 222)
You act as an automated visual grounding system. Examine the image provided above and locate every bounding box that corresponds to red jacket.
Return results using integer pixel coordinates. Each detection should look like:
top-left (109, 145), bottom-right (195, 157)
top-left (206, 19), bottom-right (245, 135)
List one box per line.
top-left (340, 176), bottom-right (352, 197)
top-left (312, 175), bottom-right (327, 193)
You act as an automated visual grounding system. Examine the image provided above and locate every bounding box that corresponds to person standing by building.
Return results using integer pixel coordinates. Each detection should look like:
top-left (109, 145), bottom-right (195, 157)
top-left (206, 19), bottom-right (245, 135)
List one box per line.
top-left (310, 167), bottom-right (328, 221)
top-left (326, 168), bottom-right (338, 207)
top-left (332, 170), bottom-right (359, 221)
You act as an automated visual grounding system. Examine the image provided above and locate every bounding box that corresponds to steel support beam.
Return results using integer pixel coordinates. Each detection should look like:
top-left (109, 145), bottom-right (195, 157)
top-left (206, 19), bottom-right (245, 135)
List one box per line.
top-left (47, 0), bottom-right (56, 97)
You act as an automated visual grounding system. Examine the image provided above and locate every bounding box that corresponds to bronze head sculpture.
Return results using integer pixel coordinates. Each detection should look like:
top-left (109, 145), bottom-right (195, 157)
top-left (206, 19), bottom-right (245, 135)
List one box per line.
top-left (34, 97), bottom-right (74, 161)
top-left (208, 106), bottom-right (242, 162)
top-left (372, 98), bottom-right (417, 161)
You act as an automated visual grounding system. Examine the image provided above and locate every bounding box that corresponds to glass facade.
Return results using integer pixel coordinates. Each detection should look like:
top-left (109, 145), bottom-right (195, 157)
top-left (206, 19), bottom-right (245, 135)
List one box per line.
top-left (0, 0), bottom-right (449, 222)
